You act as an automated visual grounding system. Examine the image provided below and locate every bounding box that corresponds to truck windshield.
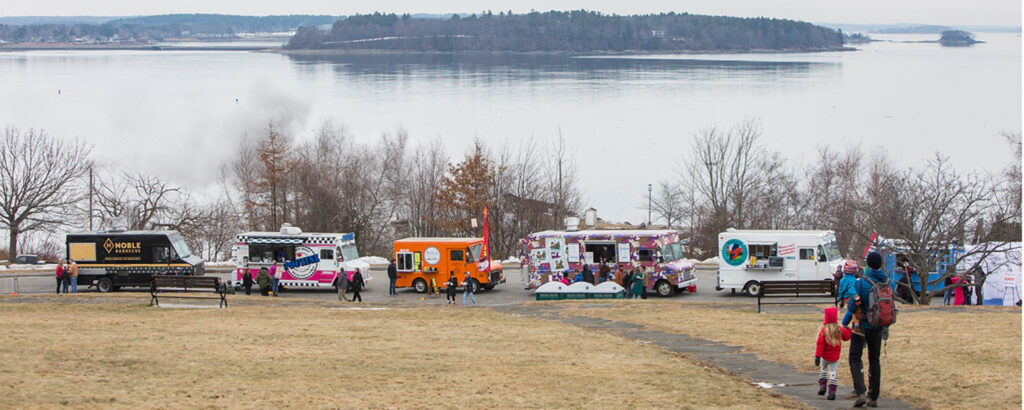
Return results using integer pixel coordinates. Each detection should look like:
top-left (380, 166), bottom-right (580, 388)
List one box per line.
top-left (168, 233), bottom-right (192, 258)
top-left (468, 244), bottom-right (483, 262)
top-left (822, 239), bottom-right (841, 261)
top-left (660, 243), bottom-right (683, 262)
top-left (340, 244), bottom-right (359, 261)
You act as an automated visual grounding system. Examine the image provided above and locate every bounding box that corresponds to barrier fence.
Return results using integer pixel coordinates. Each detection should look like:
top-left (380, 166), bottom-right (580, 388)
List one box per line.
top-left (0, 274), bottom-right (58, 294)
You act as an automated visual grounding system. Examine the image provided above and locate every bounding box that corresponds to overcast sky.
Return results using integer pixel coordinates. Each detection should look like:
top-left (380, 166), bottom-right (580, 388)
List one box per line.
top-left (1, 0), bottom-right (1021, 26)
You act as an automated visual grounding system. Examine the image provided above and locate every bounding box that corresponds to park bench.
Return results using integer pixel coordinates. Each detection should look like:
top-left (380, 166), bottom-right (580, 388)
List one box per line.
top-left (150, 275), bottom-right (227, 308)
top-left (756, 280), bottom-right (835, 313)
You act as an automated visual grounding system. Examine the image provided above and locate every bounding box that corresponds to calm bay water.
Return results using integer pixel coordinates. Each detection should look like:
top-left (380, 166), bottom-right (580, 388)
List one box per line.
top-left (0, 33), bottom-right (1019, 222)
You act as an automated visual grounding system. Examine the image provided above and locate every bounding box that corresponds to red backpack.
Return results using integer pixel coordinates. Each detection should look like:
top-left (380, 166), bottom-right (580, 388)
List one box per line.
top-left (863, 276), bottom-right (897, 327)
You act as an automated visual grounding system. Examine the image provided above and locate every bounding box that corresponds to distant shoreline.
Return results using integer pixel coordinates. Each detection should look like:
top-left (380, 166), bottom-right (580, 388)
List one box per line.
top-left (0, 43), bottom-right (856, 54)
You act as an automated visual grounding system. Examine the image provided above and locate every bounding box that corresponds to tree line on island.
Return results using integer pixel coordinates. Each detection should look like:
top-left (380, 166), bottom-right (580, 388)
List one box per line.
top-left (1, 119), bottom-right (1019, 304)
top-left (286, 10), bottom-right (846, 52)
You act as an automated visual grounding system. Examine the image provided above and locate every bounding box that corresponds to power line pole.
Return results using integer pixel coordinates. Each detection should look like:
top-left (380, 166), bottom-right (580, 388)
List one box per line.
top-left (88, 165), bottom-right (94, 231)
top-left (648, 183), bottom-right (652, 226)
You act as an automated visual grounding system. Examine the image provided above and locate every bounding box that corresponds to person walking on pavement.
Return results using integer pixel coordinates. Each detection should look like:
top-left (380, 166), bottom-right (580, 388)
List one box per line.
top-left (60, 260), bottom-right (71, 294)
top-left (446, 271), bottom-right (458, 304)
top-left (55, 260), bottom-right (65, 294)
top-left (387, 258), bottom-right (398, 296)
top-left (68, 260), bottom-right (79, 293)
top-left (242, 268), bottom-right (254, 295)
top-left (337, 270), bottom-right (350, 301)
top-left (349, 267), bottom-right (365, 302)
top-left (461, 272), bottom-right (477, 305)
top-left (842, 251), bottom-right (888, 408)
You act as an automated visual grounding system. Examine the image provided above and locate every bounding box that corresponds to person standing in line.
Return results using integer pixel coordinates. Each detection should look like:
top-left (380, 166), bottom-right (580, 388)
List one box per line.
top-left (607, 264), bottom-right (618, 284)
top-left (623, 267), bottom-right (633, 299)
top-left (387, 258), bottom-right (398, 296)
top-left (349, 267), bottom-right (365, 302)
top-left (942, 274), bottom-right (954, 305)
top-left (256, 267), bottom-right (271, 296)
top-left (55, 260), bottom-right (65, 294)
top-left (582, 264), bottom-right (594, 285)
top-left (60, 260), bottom-right (71, 294)
top-left (461, 272), bottom-right (477, 305)
top-left (631, 268), bottom-right (645, 300)
top-left (68, 260), bottom-right (79, 293)
top-left (242, 268), bottom-right (254, 296)
top-left (446, 271), bottom-right (458, 305)
top-left (270, 263), bottom-right (281, 297)
top-left (639, 266), bottom-right (649, 299)
top-left (598, 259), bottom-right (610, 284)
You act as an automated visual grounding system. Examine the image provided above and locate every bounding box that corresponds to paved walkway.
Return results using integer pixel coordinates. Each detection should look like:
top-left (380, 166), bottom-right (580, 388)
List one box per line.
top-left (493, 304), bottom-right (915, 410)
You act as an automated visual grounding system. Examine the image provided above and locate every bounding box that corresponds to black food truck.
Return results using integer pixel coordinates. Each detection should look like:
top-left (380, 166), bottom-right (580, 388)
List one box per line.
top-left (65, 230), bottom-right (205, 292)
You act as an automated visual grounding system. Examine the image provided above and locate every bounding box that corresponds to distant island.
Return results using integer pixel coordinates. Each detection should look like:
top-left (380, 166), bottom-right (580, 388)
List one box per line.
top-left (938, 30), bottom-right (981, 46)
top-left (0, 14), bottom-right (338, 46)
top-left (285, 11), bottom-right (847, 52)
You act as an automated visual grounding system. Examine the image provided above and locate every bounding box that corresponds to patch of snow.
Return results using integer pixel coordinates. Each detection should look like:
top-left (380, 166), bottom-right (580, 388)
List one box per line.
top-left (1, 263), bottom-right (57, 271)
top-left (700, 257), bottom-right (719, 264)
top-left (205, 261), bottom-right (236, 267)
top-left (753, 382), bottom-right (785, 389)
top-left (500, 256), bottom-right (520, 264)
top-left (353, 256), bottom-right (389, 266)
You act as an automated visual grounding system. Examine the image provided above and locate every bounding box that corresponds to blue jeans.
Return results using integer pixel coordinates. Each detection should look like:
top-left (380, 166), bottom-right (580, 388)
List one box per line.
top-left (70, 277), bottom-right (77, 293)
top-left (389, 278), bottom-right (397, 295)
top-left (62, 280), bottom-right (69, 294)
top-left (272, 277), bottom-right (280, 295)
top-left (463, 290), bottom-right (476, 305)
top-left (943, 289), bottom-right (953, 305)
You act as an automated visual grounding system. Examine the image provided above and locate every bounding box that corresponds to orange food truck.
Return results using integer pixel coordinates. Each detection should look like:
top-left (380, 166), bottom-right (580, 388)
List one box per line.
top-left (393, 237), bottom-right (504, 293)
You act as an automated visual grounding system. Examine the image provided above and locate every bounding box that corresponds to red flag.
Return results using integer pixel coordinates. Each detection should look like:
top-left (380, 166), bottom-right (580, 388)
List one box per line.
top-left (482, 206), bottom-right (490, 262)
top-left (862, 231), bottom-right (878, 259)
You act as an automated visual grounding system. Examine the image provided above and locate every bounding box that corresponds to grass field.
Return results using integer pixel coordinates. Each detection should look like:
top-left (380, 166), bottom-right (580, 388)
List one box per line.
top-left (564, 301), bottom-right (1022, 409)
top-left (0, 297), bottom-right (801, 409)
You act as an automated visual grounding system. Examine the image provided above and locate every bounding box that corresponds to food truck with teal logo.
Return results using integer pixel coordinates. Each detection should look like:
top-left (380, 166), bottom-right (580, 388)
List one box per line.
top-left (230, 224), bottom-right (369, 290)
top-left (716, 229), bottom-right (844, 296)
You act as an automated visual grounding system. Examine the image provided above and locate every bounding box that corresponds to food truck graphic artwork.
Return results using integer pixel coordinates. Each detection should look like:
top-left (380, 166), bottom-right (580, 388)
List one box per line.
top-left (716, 229), bottom-right (845, 296)
top-left (519, 229), bottom-right (696, 297)
top-left (66, 230), bottom-right (206, 293)
top-left (392, 237), bottom-right (504, 293)
top-left (231, 224), bottom-right (369, 290)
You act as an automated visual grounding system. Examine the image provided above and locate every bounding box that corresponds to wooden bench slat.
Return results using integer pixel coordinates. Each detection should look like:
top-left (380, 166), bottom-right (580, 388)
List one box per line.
top-left (757, 280), bottom-right (836, 313)
top-left (151, 275), bottom-right (227, 308)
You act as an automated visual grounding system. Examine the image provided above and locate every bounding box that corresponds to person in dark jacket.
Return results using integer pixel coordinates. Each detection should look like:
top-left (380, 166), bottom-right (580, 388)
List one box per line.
top-left (242, 269), bottom-right (254, 295)
top-left (461, 271), bottom-right (477, 305)
top-left (387, 258), bottom-right (398, 296)
top-left (446, 271), bottom-right (458, 304)
top-left (60, 261), bottom-right (71, 294)
top-left (623, 268), bottom-right (633, 298)
top-left (350, 267), bottom-right (365, 302)
top-left (598, 260), bottom-right (610, 283)
top-left (841, 251), bottom-right (888, 407)
top-left (256, 267), bottom-right (271, 296)
top-left (582, 264), bottom-right (594, 284)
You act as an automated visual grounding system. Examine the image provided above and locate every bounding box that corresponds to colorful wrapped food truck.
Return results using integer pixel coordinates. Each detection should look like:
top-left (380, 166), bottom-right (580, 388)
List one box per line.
top-left (519, 229), bottom-right (696, 297)
top-left (230, 224), bottom-right (369, 290)
top-left (393, 237), bottom-right (504, 293)
top-left (716, 229), bottom-right (845, 296)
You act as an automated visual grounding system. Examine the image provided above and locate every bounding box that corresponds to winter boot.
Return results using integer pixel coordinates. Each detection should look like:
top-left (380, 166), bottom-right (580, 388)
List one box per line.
top-left (827, 385), bottom-right (836, 400)
top-left (817, 378), bottom-right (827, 395)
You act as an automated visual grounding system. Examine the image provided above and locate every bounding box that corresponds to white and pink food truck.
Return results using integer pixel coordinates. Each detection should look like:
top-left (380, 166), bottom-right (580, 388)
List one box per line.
top-left (230, 224), bottom-right (370, 290)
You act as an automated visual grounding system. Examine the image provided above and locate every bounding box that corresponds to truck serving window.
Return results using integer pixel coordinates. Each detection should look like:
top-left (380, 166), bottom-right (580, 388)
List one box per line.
top-left (637, 249), bottom-right (655, 262)
top-left (748, 244), bottom-right (778, 259)
top-left (396, 252), bottom-right (414, 272)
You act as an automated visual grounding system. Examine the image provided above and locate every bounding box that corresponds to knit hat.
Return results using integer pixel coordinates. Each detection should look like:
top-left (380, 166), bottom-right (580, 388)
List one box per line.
top-left (866, 251), bottom-right (883, 270)
top-left (843, 260), bottom-right (860, 274)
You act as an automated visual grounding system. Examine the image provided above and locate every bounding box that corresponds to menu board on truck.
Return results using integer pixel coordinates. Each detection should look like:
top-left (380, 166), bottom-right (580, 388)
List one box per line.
top-left (617, 243), bottom-right (631, 263)
top-left (545, 237), bottom-right (568, 271)
top-left (567, 243), bottom-right (581, 262)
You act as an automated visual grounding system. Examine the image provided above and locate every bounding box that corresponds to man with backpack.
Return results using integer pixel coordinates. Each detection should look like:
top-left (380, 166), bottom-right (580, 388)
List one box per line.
top-left (842, 251), bottom-right (897, 407)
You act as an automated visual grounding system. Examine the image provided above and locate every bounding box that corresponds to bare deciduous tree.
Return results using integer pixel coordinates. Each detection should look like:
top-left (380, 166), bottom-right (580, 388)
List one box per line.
top-left (0, 127), bottom-right (91, 257)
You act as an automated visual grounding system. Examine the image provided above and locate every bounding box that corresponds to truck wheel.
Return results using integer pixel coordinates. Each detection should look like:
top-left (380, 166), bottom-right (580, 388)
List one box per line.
top-left (655, 280), bottom-right (675, 297)
top-left (96, 277), bottom-right (114, 293)
top-left (412, 279), bottom-right (427, 294)
top-left (743, 281), bottom-right (762, 297)
top-left (482, 283), bottom-right (495, 291)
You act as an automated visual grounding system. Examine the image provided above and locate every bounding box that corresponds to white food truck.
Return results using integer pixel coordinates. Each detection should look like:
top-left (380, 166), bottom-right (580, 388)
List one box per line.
top-left (716, 229), bottom-right (844, 295)
top-left (230, 224), bottom-right (370, 290)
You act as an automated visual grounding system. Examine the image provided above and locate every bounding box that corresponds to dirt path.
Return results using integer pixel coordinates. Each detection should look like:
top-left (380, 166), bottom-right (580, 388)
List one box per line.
top-left (494, 303), bottom-right (915, 410)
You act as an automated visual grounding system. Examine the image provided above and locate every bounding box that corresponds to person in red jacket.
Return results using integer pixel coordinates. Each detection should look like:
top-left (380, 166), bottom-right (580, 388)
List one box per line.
top-left (815, 306), bottom-right (852, 400)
